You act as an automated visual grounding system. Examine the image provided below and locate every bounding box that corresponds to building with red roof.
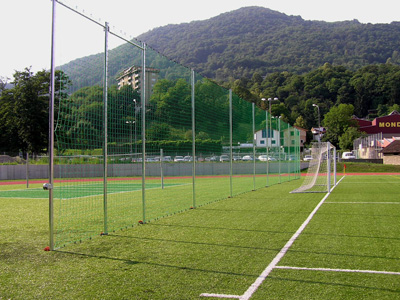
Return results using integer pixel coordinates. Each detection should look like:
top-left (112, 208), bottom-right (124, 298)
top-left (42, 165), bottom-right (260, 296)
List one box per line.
top-left (353, 111), bottom-right (400, 138)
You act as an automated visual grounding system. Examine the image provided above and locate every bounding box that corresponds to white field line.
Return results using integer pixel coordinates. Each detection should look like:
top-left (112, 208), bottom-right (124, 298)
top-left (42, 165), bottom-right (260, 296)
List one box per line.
top-left (275, 265), bottom-right (400, 276)
top-left (200, 176), bottom-right (346, 300)
top-left (200, 294), bottom-right (240, 299)
top-left (325, 202), bottom-right (400, 204)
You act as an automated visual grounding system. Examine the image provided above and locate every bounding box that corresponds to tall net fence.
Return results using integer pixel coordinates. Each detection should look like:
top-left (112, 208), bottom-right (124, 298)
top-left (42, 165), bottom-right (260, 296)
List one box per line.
top-left (49, 0), bottom-right (301, 249)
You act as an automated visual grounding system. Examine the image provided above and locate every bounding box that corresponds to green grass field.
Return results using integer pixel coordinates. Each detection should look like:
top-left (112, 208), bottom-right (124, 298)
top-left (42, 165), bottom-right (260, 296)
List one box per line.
top-left (0, 174), bottom-right (399, 299)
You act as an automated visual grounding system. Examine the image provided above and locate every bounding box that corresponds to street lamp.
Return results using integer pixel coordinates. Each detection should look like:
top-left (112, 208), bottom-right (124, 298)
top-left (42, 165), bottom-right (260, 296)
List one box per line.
top-left (278, 116), bottom-right (282, 183)
top-left (262, 97), bottom-right (278, 186)
top-left (125, 120), bottom-right (136, 156)
top-left (126, 99), bottom-right (137, 158)
top-left (261, 97), bottom-right (279, 148)
top-left (312, 104), bottom-right (321, 142)
top-left (133, 99), bottom-right (137, 155)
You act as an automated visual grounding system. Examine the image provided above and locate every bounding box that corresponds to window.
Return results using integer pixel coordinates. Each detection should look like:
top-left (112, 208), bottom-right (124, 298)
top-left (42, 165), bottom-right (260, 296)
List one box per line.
top-left (262, 129), bottom-right (274, 138)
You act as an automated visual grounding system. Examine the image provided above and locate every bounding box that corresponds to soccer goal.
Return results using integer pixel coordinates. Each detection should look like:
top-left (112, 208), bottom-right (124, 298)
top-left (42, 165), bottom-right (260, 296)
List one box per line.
top-left (291, 142), bottom-right (337, 193)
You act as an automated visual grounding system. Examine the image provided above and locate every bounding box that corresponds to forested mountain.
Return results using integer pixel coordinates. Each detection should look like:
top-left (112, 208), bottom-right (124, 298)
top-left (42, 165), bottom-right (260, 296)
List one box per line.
top-left (61, 6), bottom-right (400, 86)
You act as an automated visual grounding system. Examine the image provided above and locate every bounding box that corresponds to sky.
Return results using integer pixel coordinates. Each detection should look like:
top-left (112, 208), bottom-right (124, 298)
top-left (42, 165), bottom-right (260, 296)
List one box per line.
top-left (2, 0), bottom-right (400, 80)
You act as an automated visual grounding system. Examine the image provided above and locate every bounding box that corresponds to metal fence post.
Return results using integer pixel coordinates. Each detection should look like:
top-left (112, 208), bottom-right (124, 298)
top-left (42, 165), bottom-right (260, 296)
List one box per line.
top-left (141, 43), bottom-right (146, 222)
top-left (229, 90), bottom-right (233, 198)
top-left (266, 110), bottom-right (269, 187)
top-left (160, 148), bottom-right (164, 189)
top-left (191, 69), bottom-right (196, 208)
top-left (103, 21), bottom-right (109, 235)
top-left (327, 142), bottom-right (331, 192)
top-left (48, 0), bottom-right (56, 250)
top-left (252, 102), bottom-right (256, 190)
top-left (278, 117), bottom-right (281, 184)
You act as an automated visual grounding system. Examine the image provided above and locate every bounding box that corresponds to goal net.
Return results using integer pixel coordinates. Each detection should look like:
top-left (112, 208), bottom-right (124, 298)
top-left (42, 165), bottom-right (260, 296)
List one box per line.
top-left (291, 142), bottom-right (336, 193)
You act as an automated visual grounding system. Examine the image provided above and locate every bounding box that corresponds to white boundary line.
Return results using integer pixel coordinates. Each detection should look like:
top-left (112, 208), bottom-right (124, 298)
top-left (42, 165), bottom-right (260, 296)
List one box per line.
top-left (200, 294), bottom-right (240, 299)
top-left (275, 265), bottom-right (400, 276)
top-left (200, 176), bottom-right (346, 300)
top-left (325, 202), bottom-right (400, 204)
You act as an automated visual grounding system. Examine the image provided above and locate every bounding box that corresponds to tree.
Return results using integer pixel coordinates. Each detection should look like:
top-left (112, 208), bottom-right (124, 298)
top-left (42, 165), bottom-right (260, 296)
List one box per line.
top-left (0, 76), bottom-right (10, 96)
top-left (339, 127), bottom-right (361, 150)
top-left (294, 115), bottom-right (307, 129)
top-left (0, 68), bottom-right (70, 153)
top-left (322, 104), bottom-right (356, 148)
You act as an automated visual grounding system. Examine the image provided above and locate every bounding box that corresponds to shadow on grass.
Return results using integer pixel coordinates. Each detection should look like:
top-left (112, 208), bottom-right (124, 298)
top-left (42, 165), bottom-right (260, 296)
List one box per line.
top-left (268, 275), bottom-right (400, 294)
top-left (287, 248), bottom-right (400, 261)
top-left (301, 231), bottom-right (400, 242)
top-left (148, 222), bottom-right (295, 235)
top-left (107, 233), bottom-right (282, 252)
top-left (197, 207), bottom-right (313, 215)
top-left (57, 249), bottom-right (258, 278)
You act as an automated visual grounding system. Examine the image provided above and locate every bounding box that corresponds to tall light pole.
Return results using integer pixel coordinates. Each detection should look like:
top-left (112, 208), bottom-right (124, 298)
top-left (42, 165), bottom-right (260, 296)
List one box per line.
top-left (126, 99), bottom-right (137, 159)
top-left (278, 116), bottom-right (282, 184)
top-left (312, 104), bottom-right (321, 142)
top-left (133, 99), bottom-right (137, 155)
top-left (261, 97), bottom-right (278, 186)
top-left (261, 97), bottom-right (279, 149)
top-left (125, 120), bottom-right (134, 155)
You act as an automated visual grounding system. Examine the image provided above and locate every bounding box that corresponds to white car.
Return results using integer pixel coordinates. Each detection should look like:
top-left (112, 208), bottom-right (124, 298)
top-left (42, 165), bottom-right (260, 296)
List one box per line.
top-left (162, 156), bottom-right (172, 162)
top-left (342, 152), bottom-right (356, 159)
top-left (174, 156), bottom-right (185, 162)
top-left (242, 155), bottom-right (253, 161)
top-left (304, 155), bottom-right (313, 161)
top-left (220, 155), bottom-right (230, 162)
top-left (258, 155), bottom-right (268, 161)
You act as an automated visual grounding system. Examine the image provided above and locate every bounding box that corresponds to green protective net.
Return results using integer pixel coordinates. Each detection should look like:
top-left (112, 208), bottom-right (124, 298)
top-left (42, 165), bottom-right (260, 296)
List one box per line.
top-left (194, 75), bottom-right (231, 205)
top-left (144, 46), bottom-right (194, 221)
top-left (53, 5), bottom-right (106, 248)
top-left (50, 1), bottom-right (301, 249)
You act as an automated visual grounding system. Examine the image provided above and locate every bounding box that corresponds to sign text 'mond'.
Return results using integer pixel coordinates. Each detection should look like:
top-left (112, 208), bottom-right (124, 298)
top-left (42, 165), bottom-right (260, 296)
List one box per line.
top-left (379, 122), bottom-right (400, 128)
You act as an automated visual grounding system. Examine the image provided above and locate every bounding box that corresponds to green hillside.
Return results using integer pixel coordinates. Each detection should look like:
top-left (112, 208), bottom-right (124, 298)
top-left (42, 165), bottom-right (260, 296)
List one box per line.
top-left (61, 6), bottom-right (400, 85)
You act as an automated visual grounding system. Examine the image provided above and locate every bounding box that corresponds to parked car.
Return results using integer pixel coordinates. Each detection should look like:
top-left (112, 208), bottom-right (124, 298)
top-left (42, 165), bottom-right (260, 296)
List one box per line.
top-left (183, 156), bottom-right (193, 162)
top-left (258, 155), bottom-right (268, 161)
top-left (304, 155), bottom-right (313, 161)
top-left (233, 156), bottom-right (242, 161)
top-left (342, 152), bottom-right (356, 159)
top-left (220, 155), bottom-right (230, 162)
top-left (242, 155), bottom-right (253, 161)
top-left (174, 156), bottom-right (185, 162)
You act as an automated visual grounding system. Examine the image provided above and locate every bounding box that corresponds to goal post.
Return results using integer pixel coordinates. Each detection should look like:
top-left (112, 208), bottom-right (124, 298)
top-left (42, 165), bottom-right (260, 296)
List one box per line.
top-left (291, 142), bottom-right (337, 193)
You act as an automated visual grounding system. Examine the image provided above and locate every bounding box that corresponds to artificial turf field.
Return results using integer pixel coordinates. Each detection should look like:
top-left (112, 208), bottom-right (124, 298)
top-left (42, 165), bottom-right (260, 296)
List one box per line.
top-left (0, 174), bottom-right (399, 299)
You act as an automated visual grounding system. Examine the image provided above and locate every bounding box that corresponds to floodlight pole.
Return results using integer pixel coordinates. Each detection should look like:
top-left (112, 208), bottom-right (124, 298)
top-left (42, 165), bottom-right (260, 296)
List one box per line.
top-left (278, 116), bottom-right (282, 184)
top-left (313, 104), bottom-right (321, 143)
top-left (265, 97), bottom-right (279, 185)
top-left (261, 98), bottom-right (269, 186)
top-left (134, 99), bottom-right (137, 155)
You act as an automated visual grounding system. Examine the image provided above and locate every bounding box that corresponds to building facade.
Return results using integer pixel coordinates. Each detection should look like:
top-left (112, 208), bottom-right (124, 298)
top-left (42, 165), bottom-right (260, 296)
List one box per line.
top-left (116, 66), bottom-right (160, 101)
top-left (353, 111), bottom-right (400, 138)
